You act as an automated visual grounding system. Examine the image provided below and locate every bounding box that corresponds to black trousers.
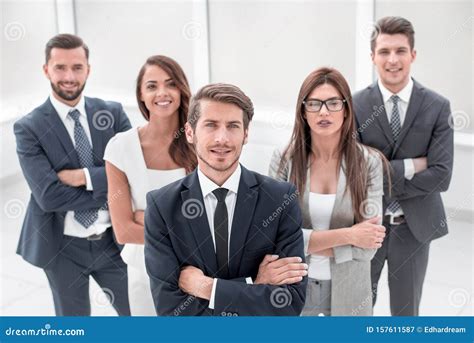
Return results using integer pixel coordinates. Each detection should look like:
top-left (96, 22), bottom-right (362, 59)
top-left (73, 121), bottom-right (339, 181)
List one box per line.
top-left (44, 229), bottom-right (130, 316)
top-left (371, 220), bottom-right (430, 316)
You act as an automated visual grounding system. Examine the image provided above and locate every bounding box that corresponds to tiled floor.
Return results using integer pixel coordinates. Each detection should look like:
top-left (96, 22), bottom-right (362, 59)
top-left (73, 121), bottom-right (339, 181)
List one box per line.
top-left (1, 176), bottom-right (472, 316)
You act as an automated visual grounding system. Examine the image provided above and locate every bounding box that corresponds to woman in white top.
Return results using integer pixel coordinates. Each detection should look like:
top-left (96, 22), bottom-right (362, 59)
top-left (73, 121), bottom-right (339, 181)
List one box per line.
top-left (269, 67), bottom-right (388, 316)
top-left (104, 55), bottom-right (197, 315)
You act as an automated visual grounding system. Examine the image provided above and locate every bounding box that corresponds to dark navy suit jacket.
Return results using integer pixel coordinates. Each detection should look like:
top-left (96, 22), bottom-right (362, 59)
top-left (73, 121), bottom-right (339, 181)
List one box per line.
top-left (14, 97), bottom-right (132, 269)
top-left (144, 165), bottom-right (307, 316)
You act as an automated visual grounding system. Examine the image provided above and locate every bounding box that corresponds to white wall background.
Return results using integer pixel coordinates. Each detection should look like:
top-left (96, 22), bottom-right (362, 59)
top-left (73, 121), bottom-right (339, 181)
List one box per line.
top-left (2, 0), bottom-right (472, 212)
top-left (0, 0), bottom-right (472, 316)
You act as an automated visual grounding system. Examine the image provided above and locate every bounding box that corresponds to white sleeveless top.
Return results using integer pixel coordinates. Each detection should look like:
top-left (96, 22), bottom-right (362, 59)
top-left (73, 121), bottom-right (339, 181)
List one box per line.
top-left (104, 127), bottom-right (186, 267)
top-left (308, 192), bottom-right (336, 280)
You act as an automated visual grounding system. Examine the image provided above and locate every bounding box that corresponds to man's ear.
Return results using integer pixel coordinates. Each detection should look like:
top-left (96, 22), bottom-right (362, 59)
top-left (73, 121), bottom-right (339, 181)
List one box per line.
top-left (243, 128), bottom-right (249, 145)
top-left (410, 49), bottom-right (417, 63)
top-left (43, 64), bottom-right (50, 80)
top-left (185, 122), bottom-right (194, 144)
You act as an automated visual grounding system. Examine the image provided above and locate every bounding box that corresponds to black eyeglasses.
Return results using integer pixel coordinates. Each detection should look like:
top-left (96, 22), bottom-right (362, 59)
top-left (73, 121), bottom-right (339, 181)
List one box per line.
top-left (303, 98), bottom-right (347, 112)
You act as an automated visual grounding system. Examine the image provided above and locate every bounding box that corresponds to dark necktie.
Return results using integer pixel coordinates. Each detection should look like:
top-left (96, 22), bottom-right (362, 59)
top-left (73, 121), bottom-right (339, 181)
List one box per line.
top-left (68, 109), bottom-right (98, 228)
top-left (387, 95), bottom-right (402, 214)
top-left (213, 188), bottom-right (229, 278)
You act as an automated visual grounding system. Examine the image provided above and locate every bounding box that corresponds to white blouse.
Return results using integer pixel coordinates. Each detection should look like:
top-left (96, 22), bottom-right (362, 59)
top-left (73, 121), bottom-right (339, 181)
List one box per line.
top-left (104, 127), bottom-right (186, 266)
top-left (307, 192), bottom-right (336, 280)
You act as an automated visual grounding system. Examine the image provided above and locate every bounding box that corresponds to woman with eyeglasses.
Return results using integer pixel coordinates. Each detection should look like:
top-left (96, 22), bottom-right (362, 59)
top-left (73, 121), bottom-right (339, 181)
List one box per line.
top-left (269, 67), bottom-right (388, 316)
top-left (104, 55), bottom-right (197, 315)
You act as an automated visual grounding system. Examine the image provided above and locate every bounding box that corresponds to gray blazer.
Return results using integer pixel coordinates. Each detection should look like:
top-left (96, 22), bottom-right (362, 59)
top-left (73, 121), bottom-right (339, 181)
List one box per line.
top-left (269, 145), bottom-right (383, 316)
top-left (353, 80), bottom-right (453, 242)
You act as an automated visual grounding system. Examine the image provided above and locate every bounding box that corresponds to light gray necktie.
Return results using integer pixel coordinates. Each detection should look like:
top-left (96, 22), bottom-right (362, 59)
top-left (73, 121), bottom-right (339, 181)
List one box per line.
top-left (387, 95), bottom-right (402, 214)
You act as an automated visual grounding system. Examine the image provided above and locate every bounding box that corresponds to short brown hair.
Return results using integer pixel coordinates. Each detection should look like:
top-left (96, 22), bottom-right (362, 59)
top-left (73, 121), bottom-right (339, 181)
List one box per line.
top-left (45, 34), bottom-right (89, 63)
top-left (371, 16), bottom-right (415, 52)
top-left (188, 83), bottom-right (254, 130)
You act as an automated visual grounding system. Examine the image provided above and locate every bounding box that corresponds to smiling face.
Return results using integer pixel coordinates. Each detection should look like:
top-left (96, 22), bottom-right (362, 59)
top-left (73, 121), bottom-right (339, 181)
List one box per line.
top-left (185, 100), bottom-right (248, 177)
top-left (372, 33), bottom-right (416, 94)
top-left (304, 83), bottom-right (345, 138)
top-left (139, 65), bottom-right (181, 119)
top-left (43, 47), bottom-right (90, 106)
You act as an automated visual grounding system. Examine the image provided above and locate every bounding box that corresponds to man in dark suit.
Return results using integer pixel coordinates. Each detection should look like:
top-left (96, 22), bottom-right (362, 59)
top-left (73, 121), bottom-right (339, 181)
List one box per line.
top-left (145, 83), bottom-right (307, 316)
top-left (14, 34), bottom-right (132, 315)
top-left (353, 16), bottom-right (453, 316)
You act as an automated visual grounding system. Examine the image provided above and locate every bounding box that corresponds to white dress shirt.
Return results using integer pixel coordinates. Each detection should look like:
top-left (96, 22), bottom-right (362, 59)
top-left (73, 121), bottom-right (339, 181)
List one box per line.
top-left (378, 78), bottom-right (415, 216)
top-left (196, 164), bottom-right (252, 309)
top-left (49, 94), bottom-right (111, 237)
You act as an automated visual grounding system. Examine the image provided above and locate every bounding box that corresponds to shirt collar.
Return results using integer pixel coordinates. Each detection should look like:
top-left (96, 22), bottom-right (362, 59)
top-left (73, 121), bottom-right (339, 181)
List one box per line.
top-left (49, 93), bottom-right (86, 121)
top-left (197, 163), bottom-right (241, 198)
top-left (378, 77), bottom-right (413, 104)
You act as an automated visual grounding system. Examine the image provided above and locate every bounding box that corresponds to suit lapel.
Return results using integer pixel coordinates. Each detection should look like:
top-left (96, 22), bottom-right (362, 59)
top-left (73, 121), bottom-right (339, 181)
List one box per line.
top-left (329, 159), bottom-right (353, 229)
top-left (370, 83), bottom-right (393, 144)
top-left (85, 97), bottom-right (105, 162)
top-left (228, 166), bottom-right (258, 277)
top-left (392, 80), bottom-right (425, 156)
top-left (42, 99), bottom-right (81, 166)
top-left (181, 171), bottom-right (218, 277)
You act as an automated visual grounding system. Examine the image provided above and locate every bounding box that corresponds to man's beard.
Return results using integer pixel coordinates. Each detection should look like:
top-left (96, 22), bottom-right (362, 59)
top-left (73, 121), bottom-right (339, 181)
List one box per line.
top-left (194, 136), bottom-right (244, 173)
top-left (51, 81), bottom-right (86, 102)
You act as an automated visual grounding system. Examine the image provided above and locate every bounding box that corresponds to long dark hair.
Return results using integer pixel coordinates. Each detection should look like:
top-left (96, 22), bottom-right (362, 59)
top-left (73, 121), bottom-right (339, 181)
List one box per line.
top-left (136, 55), bottom-right (197, 174)
top-left (279, 67), bottom-right (388, 222)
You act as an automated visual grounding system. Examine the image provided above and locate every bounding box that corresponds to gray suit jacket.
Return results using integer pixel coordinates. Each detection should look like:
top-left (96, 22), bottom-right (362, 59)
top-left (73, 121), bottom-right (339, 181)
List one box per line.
top-left (353, 80), bottom-right (453, 243)
top-left (269, 145), bottom-right (383, 315)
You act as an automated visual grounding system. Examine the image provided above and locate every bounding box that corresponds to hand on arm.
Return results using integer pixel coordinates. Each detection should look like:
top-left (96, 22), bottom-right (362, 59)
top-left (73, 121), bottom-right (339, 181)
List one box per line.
top-left (57, 169), bottom-right (86, 187)
top-left (348, 217), bottom-right (386, 249)
top-left (254, 255), bottom-right (308, 285)
top-left (413, 157), bottom-right (427, 174)
top-left (306, 217), bottom-right (384, 255)
top-left (178, 266), bottom-right (213, 300)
